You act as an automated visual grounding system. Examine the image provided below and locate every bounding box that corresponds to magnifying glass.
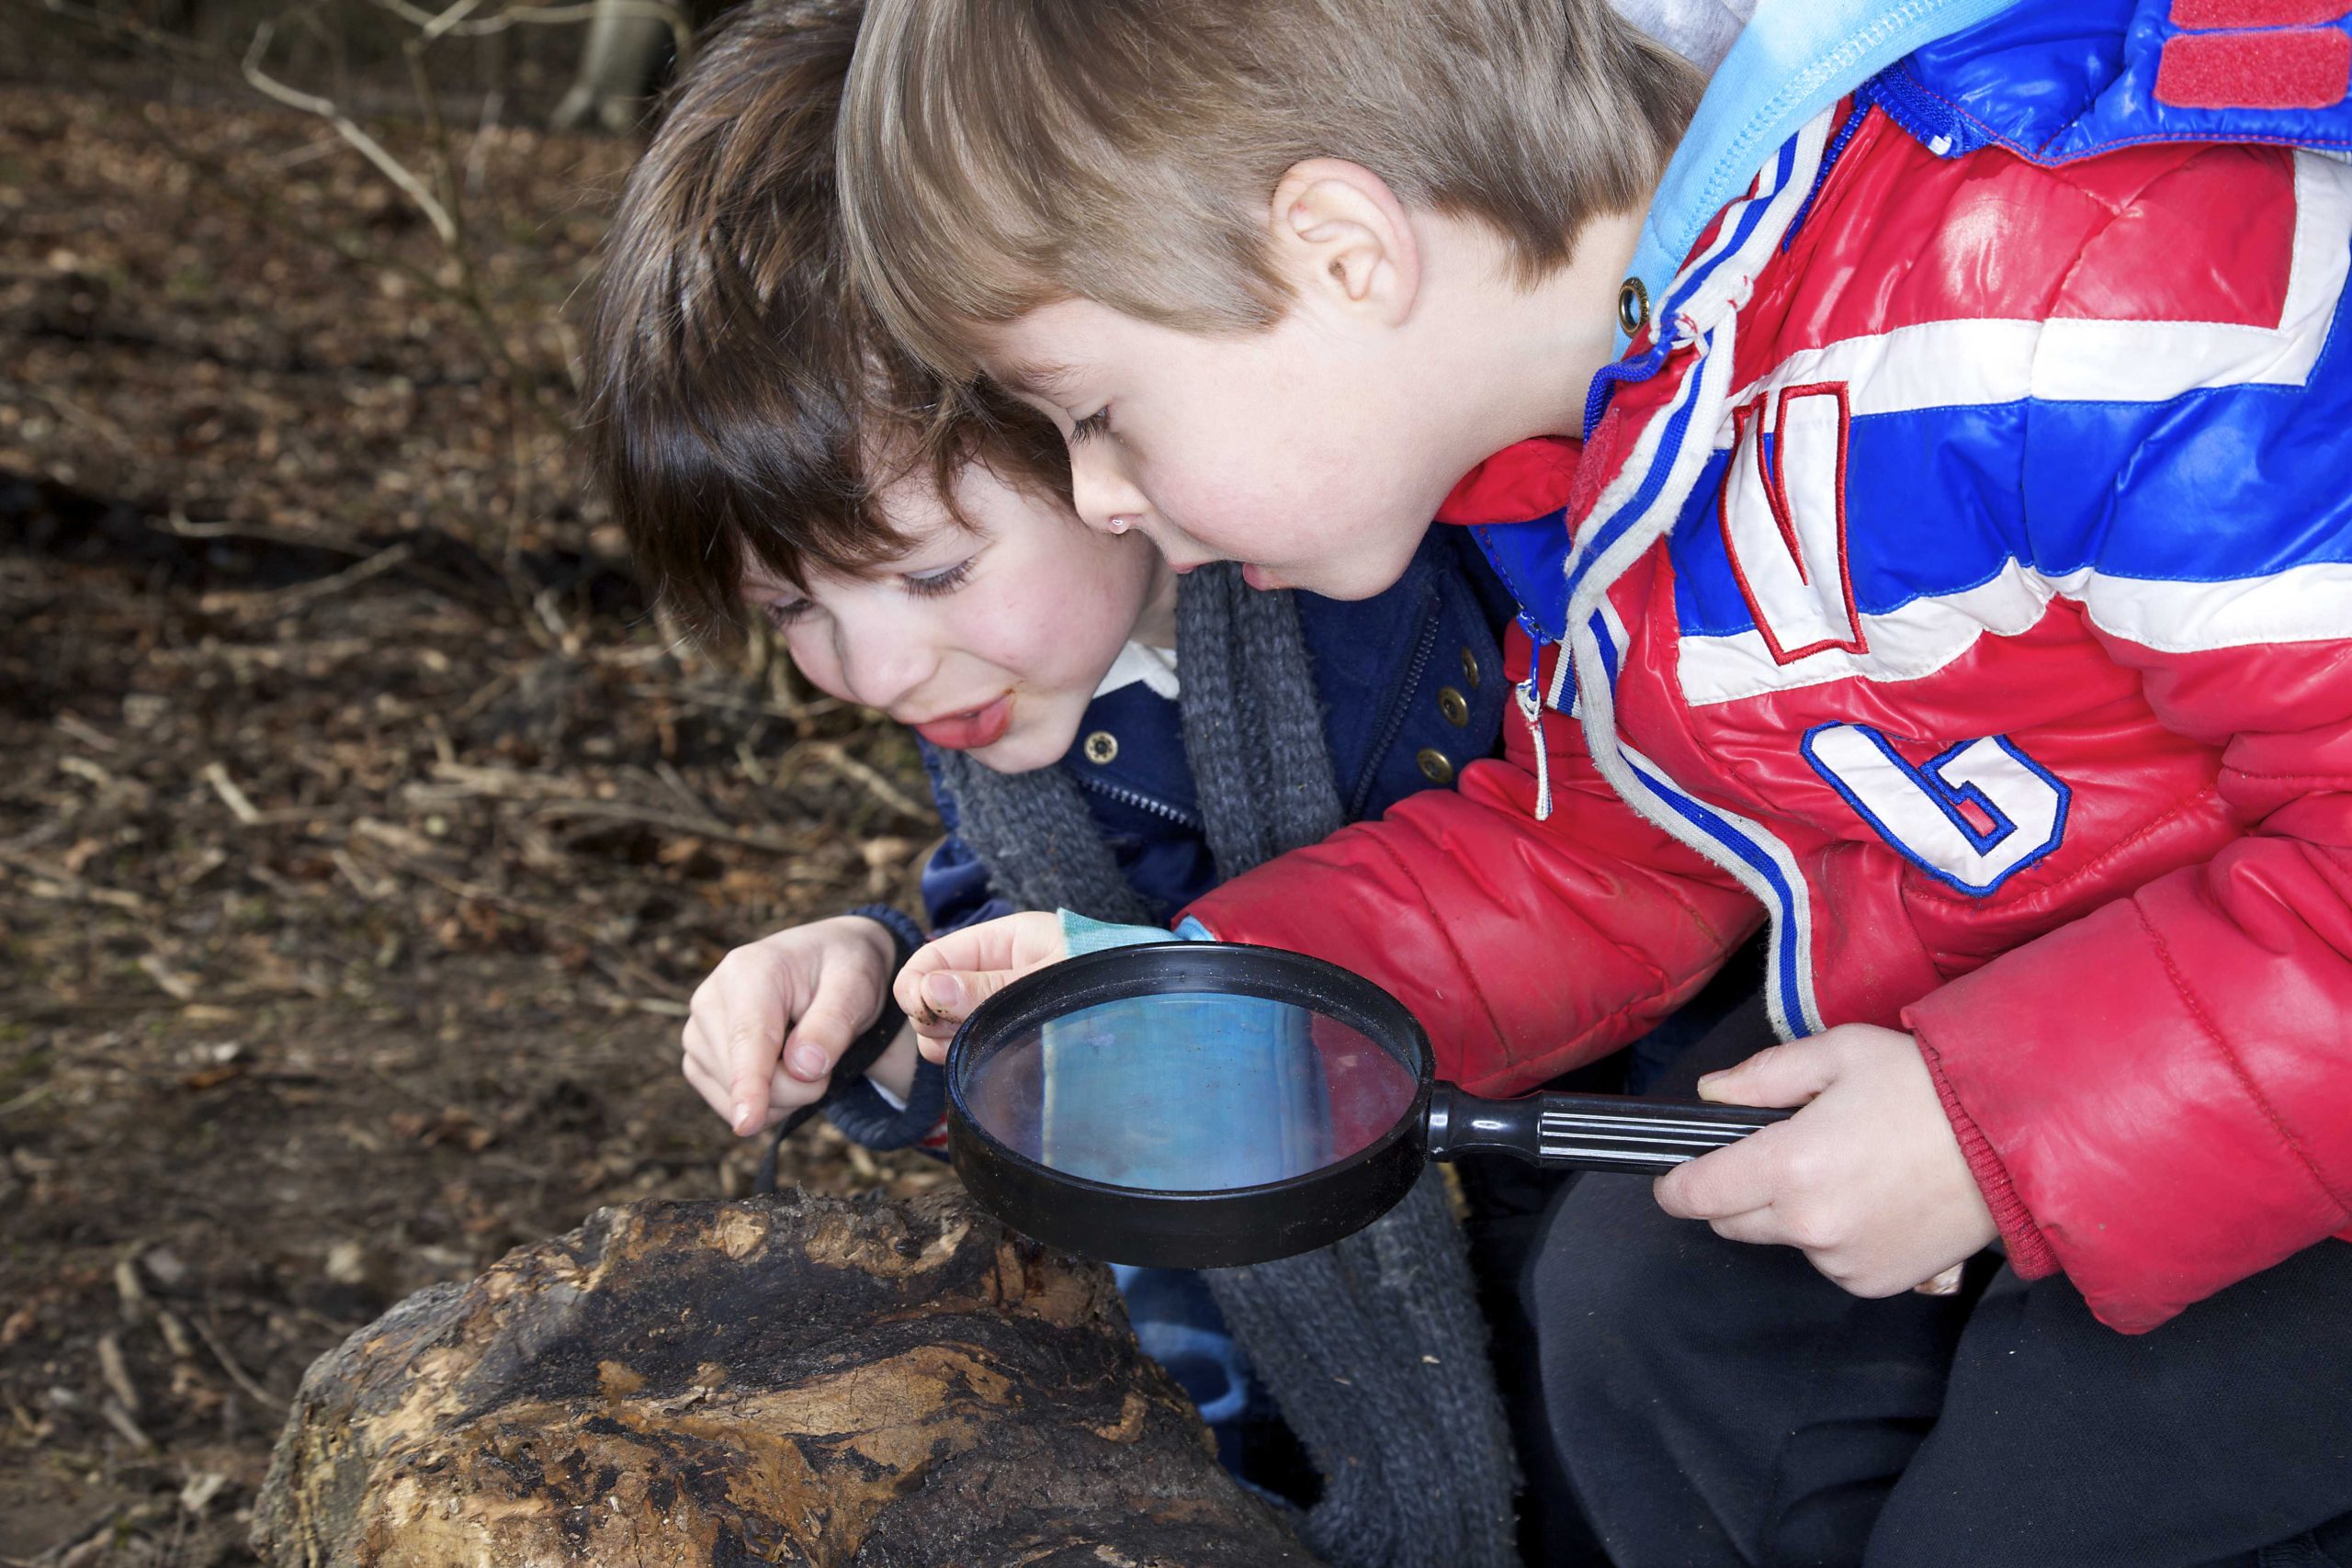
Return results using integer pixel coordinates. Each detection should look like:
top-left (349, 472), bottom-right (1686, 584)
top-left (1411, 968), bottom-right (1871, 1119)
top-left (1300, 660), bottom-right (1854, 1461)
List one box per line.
top-left (945, 942), bottom-right (1790, 1269)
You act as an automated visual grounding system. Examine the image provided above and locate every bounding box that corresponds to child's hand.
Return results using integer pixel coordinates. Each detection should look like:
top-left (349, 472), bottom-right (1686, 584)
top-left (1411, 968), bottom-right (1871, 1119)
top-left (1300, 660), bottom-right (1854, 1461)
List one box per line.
top-left (1651, 1025), bottom-right (1997, 1297)
top-left (680, 916), bottom-right (898, 1137)
top-left (892, 911), bottom-right (1069, 1061)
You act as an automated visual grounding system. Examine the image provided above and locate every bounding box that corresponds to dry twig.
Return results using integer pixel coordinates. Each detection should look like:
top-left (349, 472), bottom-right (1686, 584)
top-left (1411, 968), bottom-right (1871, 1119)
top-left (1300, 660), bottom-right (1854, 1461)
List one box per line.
top-left (100, 1397), bottom-right (158, 1454)
top-left (96, 1334), bottom-right (141, 1416)
top-left (199, 762), bottom-right (265, 827)
top-left (532, 799), bottom-right (808, 856)
top-left (363, 0), bottom-right (692, 58)
top-left (198, 539), bottom-right (416, 616)
top-left (241, 21), bottom-right (458, 248)
top-left (191, 1315), bottom-right (287, 1412)
top-left (806, 741), bottom-right (932, 823)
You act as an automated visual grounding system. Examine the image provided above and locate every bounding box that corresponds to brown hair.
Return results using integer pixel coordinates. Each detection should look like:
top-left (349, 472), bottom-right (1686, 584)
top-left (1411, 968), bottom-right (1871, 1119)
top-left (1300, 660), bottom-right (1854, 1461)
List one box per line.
top-left (582, 0), bottom-right (1067, 646)
top-left (837, 0), bottom-right (1703, 378)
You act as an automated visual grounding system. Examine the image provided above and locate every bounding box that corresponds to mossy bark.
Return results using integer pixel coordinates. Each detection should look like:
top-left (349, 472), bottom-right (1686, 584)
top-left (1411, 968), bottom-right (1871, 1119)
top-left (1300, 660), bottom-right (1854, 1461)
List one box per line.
top-left (253, 1189), bottom-right (1317, 1568)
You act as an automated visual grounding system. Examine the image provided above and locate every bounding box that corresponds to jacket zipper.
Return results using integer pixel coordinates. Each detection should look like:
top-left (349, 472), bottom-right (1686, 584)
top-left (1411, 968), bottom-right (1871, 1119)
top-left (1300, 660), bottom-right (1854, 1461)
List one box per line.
top-left (1352, 605), bottom-right (1444, 818)
top-left (1073, 771), bottom-right (1202, 829)
top-left (1514, 611), bottom-right (1557, 822)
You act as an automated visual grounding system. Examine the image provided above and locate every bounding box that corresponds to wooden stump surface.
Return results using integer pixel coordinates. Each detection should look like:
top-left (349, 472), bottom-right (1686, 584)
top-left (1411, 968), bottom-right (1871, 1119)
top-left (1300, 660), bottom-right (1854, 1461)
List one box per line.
top-left (252, 1189), bottom-right (1319, 1568)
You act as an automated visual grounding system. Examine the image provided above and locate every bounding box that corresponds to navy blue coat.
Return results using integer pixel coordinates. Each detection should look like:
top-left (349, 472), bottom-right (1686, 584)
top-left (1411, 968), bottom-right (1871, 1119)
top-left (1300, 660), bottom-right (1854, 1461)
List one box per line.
top-left (830, 525), bottom-right (1515, 1149)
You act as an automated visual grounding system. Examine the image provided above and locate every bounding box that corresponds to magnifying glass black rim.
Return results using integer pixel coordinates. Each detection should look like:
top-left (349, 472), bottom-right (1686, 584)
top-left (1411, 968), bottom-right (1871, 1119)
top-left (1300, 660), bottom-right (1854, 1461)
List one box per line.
top-left (944, 941), bottom-right (1436, 1269)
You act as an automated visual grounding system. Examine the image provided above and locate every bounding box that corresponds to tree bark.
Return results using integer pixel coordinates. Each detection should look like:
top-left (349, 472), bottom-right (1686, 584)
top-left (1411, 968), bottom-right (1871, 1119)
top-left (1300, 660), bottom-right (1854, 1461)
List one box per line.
top-left (252, 1189), bottom-right (1318, 1568)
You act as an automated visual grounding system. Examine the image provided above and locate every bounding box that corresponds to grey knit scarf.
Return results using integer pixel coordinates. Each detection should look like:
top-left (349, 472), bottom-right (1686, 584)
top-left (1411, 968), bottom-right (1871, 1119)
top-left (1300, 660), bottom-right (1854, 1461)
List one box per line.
top-left (930, 562), bottom-right (1521, 1568)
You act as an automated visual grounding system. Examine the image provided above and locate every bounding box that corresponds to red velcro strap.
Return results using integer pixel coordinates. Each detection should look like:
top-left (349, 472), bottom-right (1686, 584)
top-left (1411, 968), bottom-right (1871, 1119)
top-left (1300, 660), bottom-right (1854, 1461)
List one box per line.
top-left (2156, 26), bottom-right (2351, 107)
top-left (2173, 0), bottom-right (2351, 27)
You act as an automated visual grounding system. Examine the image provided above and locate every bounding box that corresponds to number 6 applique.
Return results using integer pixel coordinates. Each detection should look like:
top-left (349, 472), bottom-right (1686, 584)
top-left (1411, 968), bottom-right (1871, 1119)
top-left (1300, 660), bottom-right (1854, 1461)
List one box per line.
top-left (1801, 723), bottom-right (2071, 897)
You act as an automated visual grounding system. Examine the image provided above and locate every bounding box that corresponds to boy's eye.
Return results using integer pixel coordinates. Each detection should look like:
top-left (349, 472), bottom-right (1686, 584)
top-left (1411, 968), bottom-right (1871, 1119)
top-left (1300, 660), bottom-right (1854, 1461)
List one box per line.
top-left (1069, 406), bottom-right (1112, 444)
top-left (762, 598), bottom-right (813, 627)
top-left (905, 558), bottom-right (976, 599)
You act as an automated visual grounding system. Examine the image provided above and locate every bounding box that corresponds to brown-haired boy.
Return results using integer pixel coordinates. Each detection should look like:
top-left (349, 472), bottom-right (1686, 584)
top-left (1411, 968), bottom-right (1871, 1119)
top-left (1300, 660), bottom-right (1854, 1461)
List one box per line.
top-left (583, 0), bottom-right (1182, 1134)
top-left (854, 2), bottom-right (2352, 1561)
top-left (581, 1), bottom-right (1540, 1537)
top-left (582, 0), bottom-right (1067, 642)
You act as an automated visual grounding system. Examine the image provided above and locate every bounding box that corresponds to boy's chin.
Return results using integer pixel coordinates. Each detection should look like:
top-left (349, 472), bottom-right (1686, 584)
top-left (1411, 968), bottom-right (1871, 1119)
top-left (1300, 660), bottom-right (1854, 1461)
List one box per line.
top-left (1261, 528), bottom-right (1428, 602)
top-left (1279, 557), bottom-right (1408, 602)
top-left (966, 725), bottom-right (1073, 775)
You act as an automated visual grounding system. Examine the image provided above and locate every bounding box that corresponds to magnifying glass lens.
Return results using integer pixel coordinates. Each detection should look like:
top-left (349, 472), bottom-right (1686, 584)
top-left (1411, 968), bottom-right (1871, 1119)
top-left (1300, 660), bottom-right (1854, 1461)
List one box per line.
top-left (959, 991), bottom-right (1419, 1192)
top-left (947, 944), bottom-right (1790, 1269)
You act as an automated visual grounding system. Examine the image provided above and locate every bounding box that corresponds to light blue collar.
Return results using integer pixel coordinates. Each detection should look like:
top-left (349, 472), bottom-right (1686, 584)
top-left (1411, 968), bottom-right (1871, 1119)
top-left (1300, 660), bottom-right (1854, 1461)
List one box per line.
top-left (1618, 0), bottom-right (2027, 352)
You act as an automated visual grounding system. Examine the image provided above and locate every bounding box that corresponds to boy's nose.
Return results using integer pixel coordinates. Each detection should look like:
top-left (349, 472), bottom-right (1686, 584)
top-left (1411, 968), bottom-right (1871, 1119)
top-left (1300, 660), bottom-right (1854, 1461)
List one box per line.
top-left (1069, 445), bottom-right (1150, 538)
top-left (834, 616), bottom-right (937, 713)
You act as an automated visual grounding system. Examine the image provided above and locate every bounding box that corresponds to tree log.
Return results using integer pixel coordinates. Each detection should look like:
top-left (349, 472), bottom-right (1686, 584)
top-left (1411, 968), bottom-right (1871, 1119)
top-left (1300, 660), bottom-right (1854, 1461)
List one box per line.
top-left (252, 1189), bottom-right (1318, 1567)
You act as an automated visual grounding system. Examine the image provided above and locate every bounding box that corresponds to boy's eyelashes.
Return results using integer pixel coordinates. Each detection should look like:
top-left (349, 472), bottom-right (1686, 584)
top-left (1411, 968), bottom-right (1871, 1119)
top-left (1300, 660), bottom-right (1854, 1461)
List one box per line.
top-left (759, 557), bottom-right (978, 626)
top-left (903, 558), bottom-right (977, 598)
top-left (1069, 406), bottom-right (1112, 445)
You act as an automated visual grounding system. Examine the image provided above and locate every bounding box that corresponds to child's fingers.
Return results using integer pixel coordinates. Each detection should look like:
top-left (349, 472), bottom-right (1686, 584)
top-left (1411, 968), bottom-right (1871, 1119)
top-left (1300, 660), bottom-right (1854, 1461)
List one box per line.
top-left (1660, 1040), bottom-right (1845, 1220)
top-left (681, 1014), bottom-right (722, 1086)
top-left (1914, 1263), bottom-right (1966, 1296)
top-left (1697, 1203), bottom-right (1791, 1247)
top-left (906, 967), bottom-right (1023, 1048)
top-left (779, 962), bottom-right (881, 1084)
top-left (718, 981), bottom-right (794, 1136)
top-left (1694, 1038), bottom-right (1841, 1109)
top-left (761, 1063), bottom-right (818, 1129)
top-left (726, 1056), bottom-right (775, 1136)
top-left (1653, 1130), bottom-right (1787, 1221)
top-left (682, 1016), bottom-right (747, 1124)
top-left (891, 912), bottom-right (1066, 1021)
top-left (893, 943), bottom-right (966, 1024)
top-left (679, 1051), bottom-right (736, 1129)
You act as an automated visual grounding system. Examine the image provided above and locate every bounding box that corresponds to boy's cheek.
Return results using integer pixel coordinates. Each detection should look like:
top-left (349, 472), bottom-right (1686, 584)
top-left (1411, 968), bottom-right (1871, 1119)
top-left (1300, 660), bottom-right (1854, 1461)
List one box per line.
top-left (779, 639), bottom-right (855, 706)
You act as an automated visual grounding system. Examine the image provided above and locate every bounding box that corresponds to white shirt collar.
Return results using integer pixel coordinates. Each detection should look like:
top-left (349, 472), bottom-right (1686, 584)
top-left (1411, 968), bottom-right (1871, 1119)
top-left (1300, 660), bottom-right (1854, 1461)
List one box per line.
top-left (1092, 641), bottom-right (1181, 702)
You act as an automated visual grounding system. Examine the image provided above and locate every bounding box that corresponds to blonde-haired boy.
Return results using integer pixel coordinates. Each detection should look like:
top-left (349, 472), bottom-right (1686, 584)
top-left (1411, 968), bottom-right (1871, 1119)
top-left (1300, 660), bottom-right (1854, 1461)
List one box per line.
top-left (852, 3), bottom-right (2352, 1562)
top-left (841, 0), bottom-right (1695, 603)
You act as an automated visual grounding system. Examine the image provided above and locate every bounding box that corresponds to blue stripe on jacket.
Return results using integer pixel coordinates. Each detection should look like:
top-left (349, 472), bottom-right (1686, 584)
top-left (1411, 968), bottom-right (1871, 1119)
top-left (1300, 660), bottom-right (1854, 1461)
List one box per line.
top-left (1670, 271), bottom-right (2352, 643)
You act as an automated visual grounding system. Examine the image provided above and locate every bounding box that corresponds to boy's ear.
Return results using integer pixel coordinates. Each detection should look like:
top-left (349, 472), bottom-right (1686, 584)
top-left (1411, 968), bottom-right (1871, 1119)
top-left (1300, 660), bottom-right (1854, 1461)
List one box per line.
top-left (1268, 159), bottom-right (1421, 327)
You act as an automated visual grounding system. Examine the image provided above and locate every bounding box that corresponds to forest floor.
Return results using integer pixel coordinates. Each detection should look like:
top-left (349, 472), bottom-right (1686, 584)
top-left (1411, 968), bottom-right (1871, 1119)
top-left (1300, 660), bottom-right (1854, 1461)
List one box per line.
top-left (1, 82), bottom-right (943, 1566)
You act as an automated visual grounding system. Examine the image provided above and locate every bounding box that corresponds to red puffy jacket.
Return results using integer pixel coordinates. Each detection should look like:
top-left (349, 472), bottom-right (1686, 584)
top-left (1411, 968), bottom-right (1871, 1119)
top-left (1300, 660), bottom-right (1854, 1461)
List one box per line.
top-left (1187, 99), bottom-right (2352, 1332)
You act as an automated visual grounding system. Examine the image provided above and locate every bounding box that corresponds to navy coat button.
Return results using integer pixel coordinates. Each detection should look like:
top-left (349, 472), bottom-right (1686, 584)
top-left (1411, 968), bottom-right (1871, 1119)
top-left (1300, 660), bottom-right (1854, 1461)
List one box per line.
top-left (1416, 748), bottom-right (1456, 785)
top-left (1437, 686), bottom-right (1470, 727)
top-left (1459, 646), bottom-right (1481, 688)
top-left (1082, 730), bottom-right (1119, 764)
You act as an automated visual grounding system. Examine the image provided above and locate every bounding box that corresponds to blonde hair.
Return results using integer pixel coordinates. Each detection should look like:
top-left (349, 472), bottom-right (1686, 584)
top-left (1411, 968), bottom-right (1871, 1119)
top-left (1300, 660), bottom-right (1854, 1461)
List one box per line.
top-left (838, 0), bottom-right (1702, 376)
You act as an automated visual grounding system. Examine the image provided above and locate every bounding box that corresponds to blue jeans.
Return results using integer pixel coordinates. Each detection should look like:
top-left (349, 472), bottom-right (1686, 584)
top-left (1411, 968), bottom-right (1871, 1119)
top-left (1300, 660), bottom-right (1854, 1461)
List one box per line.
top-left (1110, 1265), bottom-right (1261, 1471)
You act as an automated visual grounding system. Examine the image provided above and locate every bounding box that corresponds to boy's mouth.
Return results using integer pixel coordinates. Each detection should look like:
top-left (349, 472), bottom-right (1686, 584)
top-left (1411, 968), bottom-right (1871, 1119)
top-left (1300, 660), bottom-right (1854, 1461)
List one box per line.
top-left (910, 694), bottom-right (1015, 750)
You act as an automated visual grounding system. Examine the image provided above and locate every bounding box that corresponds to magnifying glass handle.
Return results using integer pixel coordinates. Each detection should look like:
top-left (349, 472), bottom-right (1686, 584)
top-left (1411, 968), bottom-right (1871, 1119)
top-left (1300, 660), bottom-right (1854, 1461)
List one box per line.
top-left (1427, 1086), bottom-right (1792, 1174)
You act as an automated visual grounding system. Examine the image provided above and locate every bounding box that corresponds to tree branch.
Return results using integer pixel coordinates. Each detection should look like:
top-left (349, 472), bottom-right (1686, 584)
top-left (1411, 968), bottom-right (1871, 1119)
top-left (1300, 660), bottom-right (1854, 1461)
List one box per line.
top-left (241, 18), bottom-right (459, 248)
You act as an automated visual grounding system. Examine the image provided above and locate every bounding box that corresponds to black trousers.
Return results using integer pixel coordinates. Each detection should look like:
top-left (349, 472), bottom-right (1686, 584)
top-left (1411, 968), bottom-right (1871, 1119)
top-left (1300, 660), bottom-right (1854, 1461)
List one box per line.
top-left (1527, 1002), bottom-right (2352, 1568)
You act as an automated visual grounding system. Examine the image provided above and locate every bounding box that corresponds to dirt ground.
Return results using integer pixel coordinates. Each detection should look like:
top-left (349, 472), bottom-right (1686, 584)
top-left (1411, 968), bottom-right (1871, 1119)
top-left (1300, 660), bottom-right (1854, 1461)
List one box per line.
top-left (1, 82), bottom-right (944, 1565)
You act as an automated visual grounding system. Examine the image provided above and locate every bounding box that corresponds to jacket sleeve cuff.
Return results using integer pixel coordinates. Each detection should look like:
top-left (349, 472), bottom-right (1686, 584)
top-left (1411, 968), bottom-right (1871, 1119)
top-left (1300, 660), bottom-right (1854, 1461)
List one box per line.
top-left (1060, 910), bottom-right (1182, 954)
top-left (1909, 1021), bottom-right (2060, 1280)
top-left (845, 903), bottom-right (926, 962)
top-left (825, 1058), bottom-right (948, 1151)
